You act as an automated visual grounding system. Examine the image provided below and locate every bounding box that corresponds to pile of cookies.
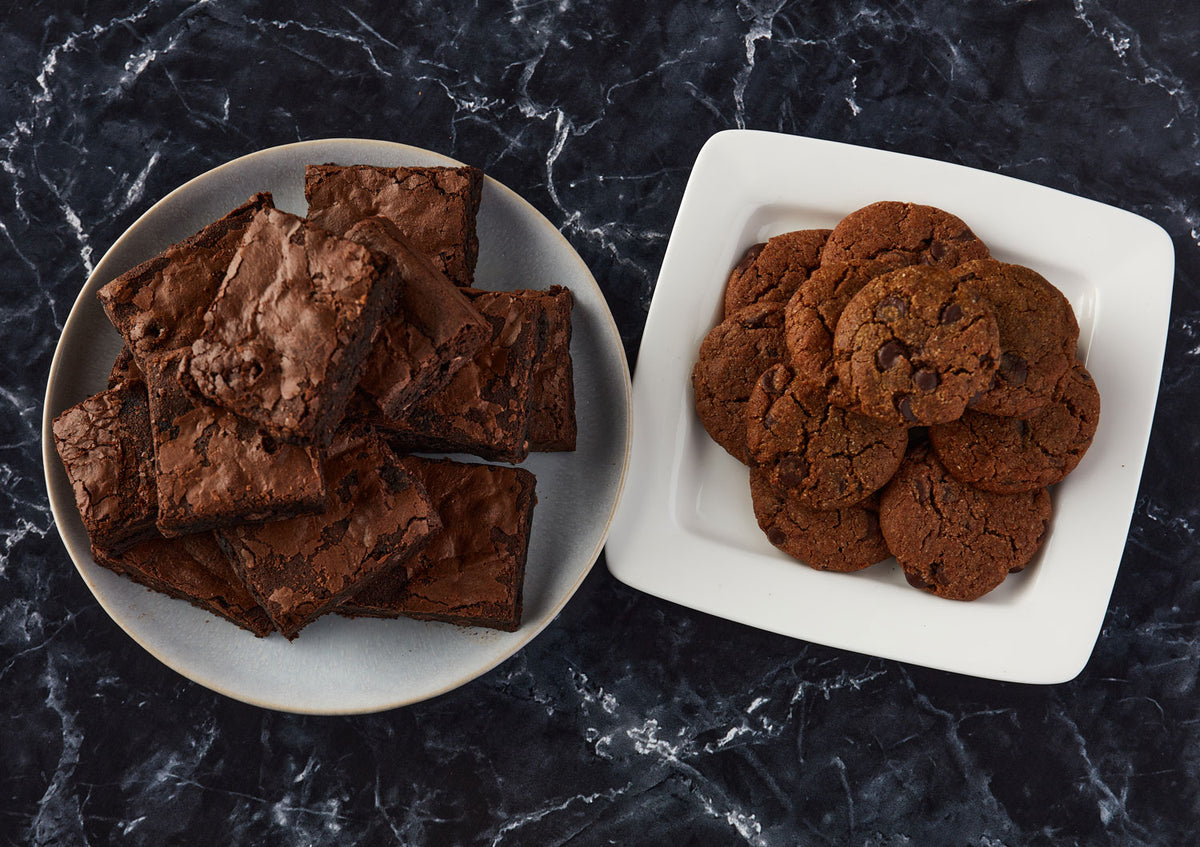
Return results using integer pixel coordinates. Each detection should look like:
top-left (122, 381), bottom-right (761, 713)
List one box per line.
top-left (53, 163), bottom-right (574, 638)
top-left (692, 201), bottom-right (1099, 600)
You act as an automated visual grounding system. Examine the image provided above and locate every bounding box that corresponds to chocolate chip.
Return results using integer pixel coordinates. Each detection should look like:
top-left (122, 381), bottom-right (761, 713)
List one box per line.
top-left (876, 295), bottom-right (908, 322)
top-left (767, 526), bottom-right (787, 547)
top-left (999, 352), bottom-right (1028, 387)
top-left (877, 340), bottom-right (907, 369)
top-left (941, 303), bottom-right (962, 324)
top-left (913, 369), bottom-right (940, 392)
top-left (929, 240), bottom-right (947, 260)
top-left (897, 395), bottom-right (918, 423)
top-left (736, 242), bottom-right (766, 275)
top-left (777, 454), bottom-right (809, 488)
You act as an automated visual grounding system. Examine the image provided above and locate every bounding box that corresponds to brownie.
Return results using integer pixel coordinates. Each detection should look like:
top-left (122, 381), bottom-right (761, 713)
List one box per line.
top-left (215, 429), bottom-right (440, 638)
top-left (97, 192), bottom-right (274, 371)
top-left (305, 163), bottom-right (484, 287)
top-left (185, 207), bottom-right (399, 445)
top-left (466, 285), bottom-right (576, 452)
top-left (340, 457), bottom-right (536, 631)
top-left (51, 381), bottom-right (158, 553)
top-left (91, 532), bottom-right (274, 637)
top-left (373, 289), bottom-right (548, 463)
top-left (341, 216), bottom-right (492, 418)
top-left (145, 350), bottom-right (327, 537)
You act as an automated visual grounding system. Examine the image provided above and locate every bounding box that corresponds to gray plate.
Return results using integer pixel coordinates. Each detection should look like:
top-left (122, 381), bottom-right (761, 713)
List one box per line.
top-left (42, 139), bottom-right (631, 714)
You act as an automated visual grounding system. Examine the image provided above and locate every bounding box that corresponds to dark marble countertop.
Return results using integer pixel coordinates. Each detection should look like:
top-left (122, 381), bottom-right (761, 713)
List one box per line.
top-left (3, 1), bottom-right (1199, 844)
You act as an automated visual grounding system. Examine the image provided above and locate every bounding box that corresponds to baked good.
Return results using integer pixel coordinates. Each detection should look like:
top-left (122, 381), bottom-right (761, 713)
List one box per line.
top-left (305, 163), bottom-right (484, 287)
top-left (723, 229), bottom-right (830, 317)
top-left (691, 301), bottom-right (787, 463)
top-left (185, 207), bottom-right (399, 445)
top-left (750, 468), bottom-right (890, 572)
top-left (745, 364), bottom-right (907, 510)
top-left (879, 445), bottom-right (1052, 600)
top-left (820, 200), bottom-right (990, 269)
top-left (929, 362), bottom-right (1100, 493)
top-left (341, 216), bottom-right (492, 418)
top-left (91, 532), bottom-right (274, 637)
top-left (340, 457), bottom-right (536, 631)
top-left (51, 381), bottom-right (158, 553)
top-left (783, 258), bottom-right (900, 389)
top-left (145, 350), bottom-right (327, 537)
top-left (832, 265), bottom-right (1001, 426)
top-left (215, 429), bottom-right (440, 638)
top-left (373, 289), bottom-right (547, 463)
top-left (97, 192), bottom-right (274, 371)
top-left (954, 259), bottom-right (1080, 417)
top-left (466, 286), bottom-right (576, 452)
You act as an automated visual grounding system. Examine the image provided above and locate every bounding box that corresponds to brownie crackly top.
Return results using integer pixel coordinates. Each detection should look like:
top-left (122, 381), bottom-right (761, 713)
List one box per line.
top-left (186, 207), bottom-right (398, 444)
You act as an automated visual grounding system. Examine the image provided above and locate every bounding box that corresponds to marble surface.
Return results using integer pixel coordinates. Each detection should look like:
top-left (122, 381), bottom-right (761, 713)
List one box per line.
top-left (3, 0), bottom-right (1199, 843)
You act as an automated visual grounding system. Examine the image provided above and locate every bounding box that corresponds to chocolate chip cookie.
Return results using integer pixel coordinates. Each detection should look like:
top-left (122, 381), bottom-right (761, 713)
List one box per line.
top-left (746, 363), bottom-right (907, 510)
top-left (724, 229), bottom-right (831, 317)
top-left (954, 259), bottom-right (1080, 418)
top-left (783, 258), bottom-right (900, 389)
top-left (692, 301), bottom-right (787, 462)
top-left (929, 362), bottom-right (1100, 493)
top-left (832, 265), bottom-right (1001, 426)
top-left (750, 467), bottom-right (890, 572)
top-left (879, 445), bottom-right (1052, 600)
top-left (820, 201), bottom-right (991, 269)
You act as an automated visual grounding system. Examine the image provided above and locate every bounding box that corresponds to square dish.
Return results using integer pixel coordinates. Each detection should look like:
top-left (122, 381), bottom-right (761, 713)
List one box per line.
top-left (606, 130), bottom-right (1173, 684)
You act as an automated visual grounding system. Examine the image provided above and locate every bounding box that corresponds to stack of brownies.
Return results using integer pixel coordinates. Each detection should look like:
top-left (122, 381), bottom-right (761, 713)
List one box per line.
top-left (52, 163), bottom-right (575, 638)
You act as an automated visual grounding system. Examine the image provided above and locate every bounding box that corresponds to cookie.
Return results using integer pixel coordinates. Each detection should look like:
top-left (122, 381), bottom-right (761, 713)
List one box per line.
top-left (832, 265), bottom-right (1000, 426)
top-left (953, 259), bottom-right (1080, 417)
top-left (929, 362), bottom-right (1100, 493)
top-left (879, 445), bottom-right (1052, 601)
top-left (820, 201), bottom-right (991, 269)
top-left (745, 363), bottom-right (908, 510)
top-left (692, 302), bottom-right (787, 462)
top-left (723, 229), bottom-right (830, 317)
top-left (783, 258), bottom-right (900, 389)
top-left (750, 467), bottom-right (890, 572)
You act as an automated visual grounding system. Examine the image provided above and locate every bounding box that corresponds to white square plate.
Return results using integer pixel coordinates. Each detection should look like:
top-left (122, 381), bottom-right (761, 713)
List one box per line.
top-left (606, 130), bottom-right (1173, 684)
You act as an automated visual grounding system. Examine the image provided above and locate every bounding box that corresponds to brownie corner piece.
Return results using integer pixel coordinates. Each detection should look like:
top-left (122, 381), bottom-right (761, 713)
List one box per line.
top-left (342, 215), bottom-right (492, 419)
top-left (97, 192), bottom-right (275, 370)
top-left (340, 457), bottom-right (536, 632)
top-left (186, 206), bottom-right (399, 445)
top-left (92, 532), bottom-right (274, 637)
top-left (145, 349), bottom-right (326, 537)
top-left (51, 381), bottom-right (158, 553)
top-left (376, 288), bottom-right (547, 463)
top-left (215, 428), bottom-right (440, 638)
top-left (304, 163), bottom-right (484, 287)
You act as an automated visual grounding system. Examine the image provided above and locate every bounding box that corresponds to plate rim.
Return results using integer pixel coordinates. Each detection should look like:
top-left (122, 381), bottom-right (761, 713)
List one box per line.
top-left (607, 129), bottom-right (1174, 684)
top-left (41, 137), bottom-right (633, 713)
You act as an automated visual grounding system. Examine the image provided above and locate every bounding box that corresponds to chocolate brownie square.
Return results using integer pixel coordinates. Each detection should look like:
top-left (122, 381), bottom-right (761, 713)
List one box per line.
top-left (145, 350), bottom-right (326, 537)
top-left (341, 216), bottom-right (491, 418)
top-left (468, 286), bottom-right (576, 452)
top-left (215, 429), bottom-right (440, 638)
top-left (91, 532), bottom-right (274, 637)
top-left (185, 207), bottom-right (399, 445)
top-left (97, 192), bottom-right (274, 371)
top-left (52, 381), bottom-right (158, 553)
top-left (340, 457), bottom-right (536, 632)
top-left (372, 289), bottom-right (548, 463)
top-left (304, 163), bottom-right (484, 287)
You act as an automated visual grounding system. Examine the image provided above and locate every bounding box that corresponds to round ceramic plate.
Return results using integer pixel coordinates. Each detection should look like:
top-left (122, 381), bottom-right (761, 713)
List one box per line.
top-left (42, 139), bottom-right (631, 714)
